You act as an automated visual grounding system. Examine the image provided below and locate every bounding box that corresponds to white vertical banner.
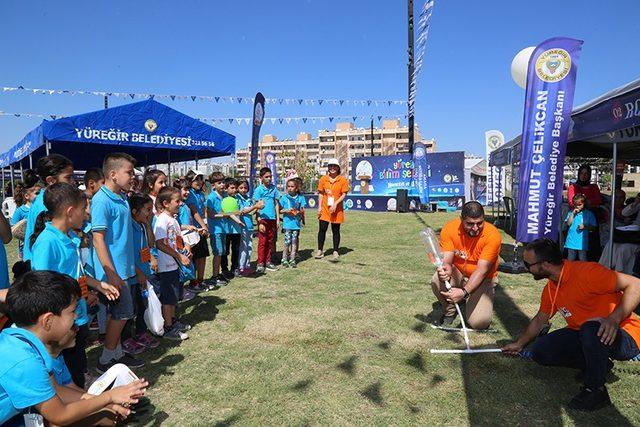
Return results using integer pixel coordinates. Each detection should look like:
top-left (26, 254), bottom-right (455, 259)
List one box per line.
top-left (485, 130), bottom-right (505, 206)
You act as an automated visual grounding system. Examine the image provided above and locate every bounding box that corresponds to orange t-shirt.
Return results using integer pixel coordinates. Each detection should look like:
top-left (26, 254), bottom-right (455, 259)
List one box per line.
top-left (540, 261), bottom-right (640, 347)
top-left (318, 174), bottom-right (349, 224)
top-left (439, 218), bottom-right (501, 278)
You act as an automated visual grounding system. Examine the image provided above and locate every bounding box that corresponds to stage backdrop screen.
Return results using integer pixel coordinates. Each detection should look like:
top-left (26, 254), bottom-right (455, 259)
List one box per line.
top-left (351, 152), bottom-right (465, 198)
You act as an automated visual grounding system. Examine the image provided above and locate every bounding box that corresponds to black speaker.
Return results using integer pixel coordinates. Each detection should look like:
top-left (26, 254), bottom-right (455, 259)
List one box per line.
top-left (396, 189), bottom-right (409, 213)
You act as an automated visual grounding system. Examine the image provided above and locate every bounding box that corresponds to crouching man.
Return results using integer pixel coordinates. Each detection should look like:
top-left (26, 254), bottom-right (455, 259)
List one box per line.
top-left (502, 238), bottom-right (640, 411)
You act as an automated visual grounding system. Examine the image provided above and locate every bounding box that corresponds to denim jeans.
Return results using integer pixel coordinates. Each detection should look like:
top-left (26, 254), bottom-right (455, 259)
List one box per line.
top-left (239, 229), bottom-right (253, 271)
top-left (567, 249), bottom-right (587, 261)
top-left (532, 321), bottom-right (640, 388)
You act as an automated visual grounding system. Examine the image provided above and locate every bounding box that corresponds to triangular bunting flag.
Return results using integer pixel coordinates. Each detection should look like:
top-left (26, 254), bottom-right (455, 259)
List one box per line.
top-left (50, 115), bottom-right (57, 119)
top-left (367, 100), bottom-right (372, 106)
top-left (329, 117), bottom-right (334, 122)
top-left (318, 100), bottom-right (324, 105)
top-left (388, 101), bottom-right (392, 106)
top-left (353, 116), bottom-right (358, 122)
top-left (18, 86), bottom-right (24, 89)
top-left (270, 118), bottom-right (277, 124)
top-left (302, 118), bottom-right (307, 124)
top-left (169, 95), bottom-right (175, 101)
top-left (339, 100), bottom-right (344, 106)
top-left (237, 97), bottom-right (243, 104)
top-left (228, 118), bottom-right (234, 124)
top-left (215, 97), bottom-right (220, 103)
top-left (278, 118), bottom-right (284, 124)
top-left (377, 115), bottom-right (382, 121)
top-left (191, 96), bottom-right (196, 101)
top-left (129, 93), bottom-right (136, 99)
top-left (286, 118), bottom-right (292, 124)
top-left (279, 99), bottom-right (284, 105)
top-left (244, 118), bottom-right (250, 125)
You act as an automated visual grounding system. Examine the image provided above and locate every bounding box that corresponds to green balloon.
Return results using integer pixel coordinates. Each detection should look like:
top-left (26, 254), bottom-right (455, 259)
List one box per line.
top-left (222, 196), bottom-right (239, 213)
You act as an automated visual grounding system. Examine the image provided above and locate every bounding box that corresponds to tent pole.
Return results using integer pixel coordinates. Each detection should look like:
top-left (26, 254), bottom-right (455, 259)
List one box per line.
top-left (1, 168), bottom-right (4, 200)
top-left (608, 142), bottom-right (617, 269)
top-left (20, 162), bottom-right (24, 181)
top-left (29, 154), bottom-right (33, 169)
top-left (167, 151), bottom-right (171, 180)
top-left (45, 140), bottom-right (50, 155)
top-left (9, 165), bottom-right (15, 199)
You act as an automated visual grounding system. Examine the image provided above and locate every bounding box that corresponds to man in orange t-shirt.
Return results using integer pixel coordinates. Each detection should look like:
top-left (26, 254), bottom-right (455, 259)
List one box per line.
top-left (430, 201), bottom-right (502, 329)
top-left (502, 238), bottom-right (640, 412)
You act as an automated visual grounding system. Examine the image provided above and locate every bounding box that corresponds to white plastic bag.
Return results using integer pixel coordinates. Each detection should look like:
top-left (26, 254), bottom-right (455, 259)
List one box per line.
top-left (144, 284), bottom-right (164, 336)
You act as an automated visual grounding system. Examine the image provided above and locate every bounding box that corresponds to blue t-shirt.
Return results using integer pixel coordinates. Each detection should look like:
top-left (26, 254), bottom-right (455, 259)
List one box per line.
top-left (237, 195), bottom-right (254, 231)
top-left (177, 203), bottom-right (193, 227)
top-left (206, 191), bottom-right (228, 234)
top-left (31, 223), bottom-right (89, 326)
top-left (564, 209), bottom-right (597, 251)
top-left (23, 190), bottom-right (46, 262)
top-left (132, 220), bottom-right (152, 278)
top-left (0, 242), bottom-right (8, 290)
top-left (0, 328), bottom-right (55, 425)
top-left (52, 355), bottom-right (72, 386)
top-left (185, 189), bottom-right (206, 225)
top-left (91, 186), bottom-right (135, 281)
top-left (280, 194), bottom-right (306, 230)
top-left (253, 184), bottom-right (280, 220)
top-left (10, 205), bottom-right (29, 226)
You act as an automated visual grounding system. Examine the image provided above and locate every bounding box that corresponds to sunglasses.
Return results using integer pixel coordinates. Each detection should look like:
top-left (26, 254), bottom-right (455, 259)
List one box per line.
top-left (523, 260), bottom-right (543, 270)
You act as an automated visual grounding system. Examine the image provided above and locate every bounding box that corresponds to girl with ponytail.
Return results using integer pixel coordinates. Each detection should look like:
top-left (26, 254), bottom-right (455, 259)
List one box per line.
top-left (23, 154), bottom-right (75, 262)
top-left (30, 182), bottom-right (120, 388)
top-left (10, 169), bottom-right (41, 260)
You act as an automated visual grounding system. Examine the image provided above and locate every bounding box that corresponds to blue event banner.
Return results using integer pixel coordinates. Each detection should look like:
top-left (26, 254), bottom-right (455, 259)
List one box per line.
top-left (351, 152), bottom-right (464, 198)
top-left (265, 151), bottom-right (278, 186)
top-left (516, 37), bottom-right (583, 243)
top-left (411, 141), bottom-right (430, 204)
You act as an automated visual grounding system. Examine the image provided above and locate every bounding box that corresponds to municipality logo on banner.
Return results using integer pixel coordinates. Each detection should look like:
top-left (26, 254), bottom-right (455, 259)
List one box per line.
top-left (516, 37), bottom-right (583, 243)
top-left (485, 130), bottom-right (505, 206)
top-left (411, 141), bottom-right (430, 204)
top-left (265, 151), bottom-right (278, 186)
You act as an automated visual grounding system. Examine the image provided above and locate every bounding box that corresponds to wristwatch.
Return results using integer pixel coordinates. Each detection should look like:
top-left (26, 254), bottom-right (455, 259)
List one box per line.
top-left (461, 287), bottom-right (470, 301)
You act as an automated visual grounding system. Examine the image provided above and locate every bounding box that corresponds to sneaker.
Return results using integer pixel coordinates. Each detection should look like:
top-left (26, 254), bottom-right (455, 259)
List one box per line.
top-left (314, 250), bottom-right (324, 259)
top-left (234, 269), bottom-right (242, 278)
top-left (136, 332), bottom-right (160, 349)
top-left (180, 289), bottom-right (196, 302)
top-left (189, 281), bottom-right (207, 293)
top-left (289, 260), bottom-right (297, 268)
top-left (122, 338), bottom-right (146, 355)
top-left (331, 251), bottom-right (340, 262)
top-left (203, 277), bottom-right (218, 290)
top-left (89, 318), bottom-right (99, 331)
top-left (281, 260), bottom-right (290, 268)
top-left (96, 359), bottom-right (116, 374)
top-left (437, 313), bottom-right (457, 326)
top-left (164, 326), bottom-right (189, 341)
top-left (240, 268), bottom-right (253, 277)
top-left (568, 386), bottom-right (611, 411)
top-left (173, 320), bottom-right (191, 332)
top-left (256, 264), bottom-right (266, 274)
top-left (216, 275), bottom-right (229, 286)
top-left (265, 263), bottom-right (278, 272)
top-left (222, 270), bottom-right (234, 280)
top-left (116, 354), bottom-right (145, 369)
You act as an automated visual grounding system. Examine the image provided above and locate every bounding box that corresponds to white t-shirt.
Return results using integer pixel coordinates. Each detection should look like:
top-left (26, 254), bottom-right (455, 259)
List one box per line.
top-left (153, 211), bottom-right (180, 272)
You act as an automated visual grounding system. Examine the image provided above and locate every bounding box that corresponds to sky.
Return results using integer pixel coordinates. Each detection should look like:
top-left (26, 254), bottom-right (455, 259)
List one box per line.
top-left (0, 0), bottom-right (639, 159)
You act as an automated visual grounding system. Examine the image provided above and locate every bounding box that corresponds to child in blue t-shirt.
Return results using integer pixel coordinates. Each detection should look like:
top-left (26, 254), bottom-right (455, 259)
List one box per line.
top-left (0, 271), bottom-right (147, 426)
top-left (31, 183), bottom-right (120, 389)
top-left (237, 180), bottom-right (264, 275)
top-left (279, 178), bottom-right (307, 268)
top-left (11, 170), bottom-right (41, 261)
top-left (206, 172), bottom-right (232, 287)
top-left (253, 167), bottom-right (280, 273)
top-left (124, 193), bottom-right (160, 354)
top-left (221, 179), bottom-right (245, 277)
top-left (564, 193), bottom-right (597, 261)
top-left (91, 153), bottom-right (142, 373)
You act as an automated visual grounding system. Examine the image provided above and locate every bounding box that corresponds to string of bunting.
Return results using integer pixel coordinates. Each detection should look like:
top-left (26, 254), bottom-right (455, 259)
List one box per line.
top-left (0, 111), bottom-right (407, 125)
top-left (1, 86), bottom-right (407, 107)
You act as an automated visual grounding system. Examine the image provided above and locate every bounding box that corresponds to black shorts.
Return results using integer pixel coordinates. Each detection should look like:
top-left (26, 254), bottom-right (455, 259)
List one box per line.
top-left (191, 236), bottom-right (210, 260)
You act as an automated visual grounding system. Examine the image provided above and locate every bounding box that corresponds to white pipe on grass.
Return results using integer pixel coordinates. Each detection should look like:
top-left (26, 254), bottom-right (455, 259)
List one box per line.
top-left (430, 348), bottom-right (502, 354)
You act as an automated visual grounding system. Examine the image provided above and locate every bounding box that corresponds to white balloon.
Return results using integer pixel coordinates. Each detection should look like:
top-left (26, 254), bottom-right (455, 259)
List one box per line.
top-left (511, 46), bottom-right (536, 89)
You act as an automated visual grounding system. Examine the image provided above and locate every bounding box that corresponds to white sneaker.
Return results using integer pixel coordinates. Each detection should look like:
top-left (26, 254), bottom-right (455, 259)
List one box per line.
top-left (164, 326), bottom-right (189, 341)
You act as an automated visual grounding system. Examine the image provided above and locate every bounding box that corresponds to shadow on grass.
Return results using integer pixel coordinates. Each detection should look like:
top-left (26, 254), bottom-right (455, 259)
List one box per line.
top-left (360, 381), bottom-right (384, 406)
top-left (213, 411), bottom-right (243, 426)
top-left (337, 355), bottom-right (358, 376)
top-left (406, 352), bottom-right (426, 372)
top-left (87, 294), bottom-right (227, 424)
top-left (460, 286), bottom-right (633, 425)
top-left (291, 378), bottom-right (313, 392)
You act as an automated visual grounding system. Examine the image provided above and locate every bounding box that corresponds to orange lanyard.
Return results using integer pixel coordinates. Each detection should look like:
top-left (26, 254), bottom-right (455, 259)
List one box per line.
top-left (547, 264), bottom-right (566, 318)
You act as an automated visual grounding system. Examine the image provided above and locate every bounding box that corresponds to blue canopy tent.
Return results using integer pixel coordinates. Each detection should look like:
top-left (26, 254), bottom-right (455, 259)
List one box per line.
top-left (488, 77), bottom-right (640, 264)
top-left (0, 99), bottom-right (235, 172)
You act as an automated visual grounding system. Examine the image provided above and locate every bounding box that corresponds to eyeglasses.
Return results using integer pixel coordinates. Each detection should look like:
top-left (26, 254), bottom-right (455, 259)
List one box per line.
top-left (523, 260), bottom-right (543, 270)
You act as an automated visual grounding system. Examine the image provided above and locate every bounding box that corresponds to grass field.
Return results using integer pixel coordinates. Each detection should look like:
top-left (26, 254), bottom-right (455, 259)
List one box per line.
top-left (9, 210), bottom-right (640, 425)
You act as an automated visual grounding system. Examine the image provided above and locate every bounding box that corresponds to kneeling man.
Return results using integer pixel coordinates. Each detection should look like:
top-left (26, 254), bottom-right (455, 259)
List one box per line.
top-left (431, 201), bottom-right (502, 329)
top-left (502, 238), bottom-right (640, 411)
